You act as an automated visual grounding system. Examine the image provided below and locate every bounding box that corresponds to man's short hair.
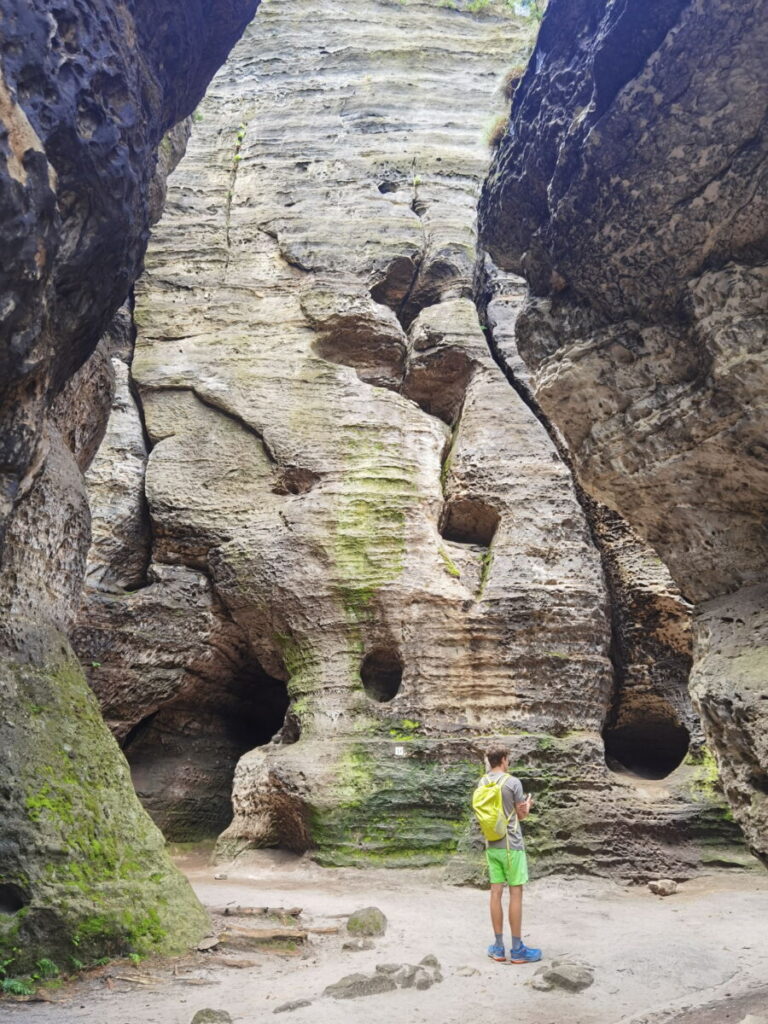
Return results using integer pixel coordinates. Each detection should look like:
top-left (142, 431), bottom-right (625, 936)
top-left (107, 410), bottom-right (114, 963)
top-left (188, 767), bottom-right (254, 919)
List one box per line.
top-left (486, 746), bottom-right (509, 768)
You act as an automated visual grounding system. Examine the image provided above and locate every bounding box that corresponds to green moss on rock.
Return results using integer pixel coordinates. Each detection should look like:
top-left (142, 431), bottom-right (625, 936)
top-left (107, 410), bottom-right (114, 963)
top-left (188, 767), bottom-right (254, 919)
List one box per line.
top-left (332, 431), bottom-right (414, 623)
top-left (0, 634), bottom-right (209, 973)
top-left (310, 742), bottom-right (478, 866)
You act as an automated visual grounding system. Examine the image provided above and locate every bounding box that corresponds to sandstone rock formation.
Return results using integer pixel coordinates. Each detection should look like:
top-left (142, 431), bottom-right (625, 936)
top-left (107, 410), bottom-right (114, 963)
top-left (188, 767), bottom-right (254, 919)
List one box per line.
top-left (479, 0), bottom-right (768, 860)
top-left (77, 0), bottom-right (745, 880)
top-left (0, 0), bottom-right (258, 971)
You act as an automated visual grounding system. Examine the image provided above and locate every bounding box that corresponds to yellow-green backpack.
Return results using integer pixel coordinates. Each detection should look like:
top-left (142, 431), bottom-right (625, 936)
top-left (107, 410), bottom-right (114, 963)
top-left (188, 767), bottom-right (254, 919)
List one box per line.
top-left (472, 772), bottom-right (512, 842)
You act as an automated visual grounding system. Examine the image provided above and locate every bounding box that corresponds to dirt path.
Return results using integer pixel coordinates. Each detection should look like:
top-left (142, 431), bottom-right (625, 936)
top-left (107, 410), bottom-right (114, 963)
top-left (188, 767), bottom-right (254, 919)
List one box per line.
top-left (4, 852), bottom-right (768, 1024)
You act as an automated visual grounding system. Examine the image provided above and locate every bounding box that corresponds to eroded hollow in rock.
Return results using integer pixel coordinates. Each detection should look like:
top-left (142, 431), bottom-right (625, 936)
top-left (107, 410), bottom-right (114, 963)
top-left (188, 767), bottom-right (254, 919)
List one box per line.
top-left (272, 466), bottom-right (321, 495)
top-left (312, 330), bottom-right (405, 391)
top-left (440, 498), bottom-right (500, 547)
top-left (370, 255), bottom-right (468, 331)
top-left (370, 256), bottom-right (419, 315)
top-left (361, 647), bottom-right (403, 702)
top-left (0, 883), bottom-right (29, 915)
top-left (124, 661), bottom-right (290, 841)
top-left (603, 718), bottom-right (690, 780)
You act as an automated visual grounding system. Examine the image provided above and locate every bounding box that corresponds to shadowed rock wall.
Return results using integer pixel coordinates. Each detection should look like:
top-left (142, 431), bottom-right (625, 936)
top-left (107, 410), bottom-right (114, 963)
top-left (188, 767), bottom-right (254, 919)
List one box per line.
top-left (479, 0), bottom-right (768, 860)
top-left (0, 0), bottom-right (258, 972)
top-left (78, 0), bottom-right (746, 879)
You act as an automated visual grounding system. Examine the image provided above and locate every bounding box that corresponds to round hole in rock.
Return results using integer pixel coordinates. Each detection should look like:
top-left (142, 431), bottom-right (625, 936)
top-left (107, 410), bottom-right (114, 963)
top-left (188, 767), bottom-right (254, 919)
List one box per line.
top-left (0, 883), bottom-right (29, 915)
top-left (361, 647), bottom-right (403, 703)
top-left (603, 718), bottom-right (690, 780)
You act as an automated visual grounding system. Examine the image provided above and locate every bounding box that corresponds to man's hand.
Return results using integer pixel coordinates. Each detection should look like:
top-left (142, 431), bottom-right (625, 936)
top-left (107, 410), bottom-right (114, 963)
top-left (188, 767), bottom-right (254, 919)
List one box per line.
top-left (515, 793), bottom-right (534, 820)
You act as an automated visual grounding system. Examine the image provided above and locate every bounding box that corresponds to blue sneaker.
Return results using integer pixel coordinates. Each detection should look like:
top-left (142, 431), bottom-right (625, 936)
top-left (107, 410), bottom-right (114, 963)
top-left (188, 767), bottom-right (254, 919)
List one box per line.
top-left (507, 942), bottom-right (542, 964)
top-left (487, 943), bottom-right (506, 962)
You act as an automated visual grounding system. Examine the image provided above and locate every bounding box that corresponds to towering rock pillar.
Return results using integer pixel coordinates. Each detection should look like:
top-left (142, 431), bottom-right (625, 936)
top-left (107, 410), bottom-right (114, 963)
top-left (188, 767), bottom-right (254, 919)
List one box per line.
top-left (479, 0), bottom-right (768, 861)
top-left (0, 0), bottom-right (258, 972)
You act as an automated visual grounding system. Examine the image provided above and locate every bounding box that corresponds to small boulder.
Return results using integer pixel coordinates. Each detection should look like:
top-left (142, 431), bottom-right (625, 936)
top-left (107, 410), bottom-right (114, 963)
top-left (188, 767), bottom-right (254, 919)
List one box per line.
top-left (532, 963), bottom-right (594, 992)
top-left (648, 879), bottom-right (678, 896)
top-left (531, 974), bottom-right (553, 992)
top-left (419, 954), bottom-right (440, 969)
top-left (456, 965), bottom-right (479, 977)
top-left (191, 1011), bottom-right (233, 1024)
top-left (394, 964), bottom-right (417, 988)
top-left (274, 999), bottom-right (312, 1014)
top-left (342, 938), bottom-right (375, 952)
top-left (324, 972), bottom-right (397, 999)
top-left (346, 906), bottom-right (387, 937)
top-left (375, 963), bottom-right (402, 975)
top-left (414, 968), bottom-right (433, 991)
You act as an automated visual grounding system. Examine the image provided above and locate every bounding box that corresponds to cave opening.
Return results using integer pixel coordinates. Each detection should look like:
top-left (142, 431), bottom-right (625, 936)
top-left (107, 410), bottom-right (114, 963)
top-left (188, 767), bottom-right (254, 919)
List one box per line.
top-left (361, 647), bottom-right (403, 702)
top-left (440, 497), bottom-right (499, 547)
top-left (124, 659), bottom-right (291, 841)
top-left (603, 717), bottom-right (690, 780)
top-left (0, 883), bottom-right (29, 915)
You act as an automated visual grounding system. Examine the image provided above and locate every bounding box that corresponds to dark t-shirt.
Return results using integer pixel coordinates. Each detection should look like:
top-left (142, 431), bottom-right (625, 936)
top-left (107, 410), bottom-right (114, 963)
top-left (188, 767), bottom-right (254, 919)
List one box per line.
top-left (485, 771), bottom-right (525, 851)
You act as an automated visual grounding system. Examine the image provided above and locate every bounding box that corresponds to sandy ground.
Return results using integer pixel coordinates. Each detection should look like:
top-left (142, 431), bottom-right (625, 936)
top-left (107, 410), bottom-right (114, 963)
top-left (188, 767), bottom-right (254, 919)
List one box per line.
top-left (4, 851), bottom-right (768, 1024)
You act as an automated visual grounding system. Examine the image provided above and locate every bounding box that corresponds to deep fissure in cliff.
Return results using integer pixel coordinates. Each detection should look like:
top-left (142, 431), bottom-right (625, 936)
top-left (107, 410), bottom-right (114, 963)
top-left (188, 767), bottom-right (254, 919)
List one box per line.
top-left (473, 259), bottom-right (694, 781)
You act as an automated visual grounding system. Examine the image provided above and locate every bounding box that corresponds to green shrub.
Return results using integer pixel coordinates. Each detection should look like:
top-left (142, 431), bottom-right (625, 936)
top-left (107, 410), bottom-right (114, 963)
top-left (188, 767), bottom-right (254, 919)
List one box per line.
top-left (2, 978), bottom-right (34, 996)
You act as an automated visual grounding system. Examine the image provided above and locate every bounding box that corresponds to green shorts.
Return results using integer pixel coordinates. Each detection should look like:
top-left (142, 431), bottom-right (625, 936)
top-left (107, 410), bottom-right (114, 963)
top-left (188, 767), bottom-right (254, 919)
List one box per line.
top-left (486, 847), bottom-right (529, 886)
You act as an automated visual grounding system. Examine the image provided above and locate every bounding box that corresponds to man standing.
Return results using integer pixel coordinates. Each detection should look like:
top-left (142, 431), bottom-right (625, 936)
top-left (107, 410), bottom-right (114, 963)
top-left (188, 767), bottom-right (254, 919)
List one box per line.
top-left (482, 746), bottom-right (541, 964)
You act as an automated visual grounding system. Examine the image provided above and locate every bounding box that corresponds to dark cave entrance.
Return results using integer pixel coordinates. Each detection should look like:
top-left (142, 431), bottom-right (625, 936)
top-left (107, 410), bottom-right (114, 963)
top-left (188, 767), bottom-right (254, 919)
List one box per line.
top-left (361, 647), bottom-right (403, 702)
top-left (440, 497), bottom-right (499, 547)
top-left (603, 717), bottom-right (690, 780)
top-left (123, 659), bottom-right (290, 841)
top-left (0, 883), bottom-right (29, 915)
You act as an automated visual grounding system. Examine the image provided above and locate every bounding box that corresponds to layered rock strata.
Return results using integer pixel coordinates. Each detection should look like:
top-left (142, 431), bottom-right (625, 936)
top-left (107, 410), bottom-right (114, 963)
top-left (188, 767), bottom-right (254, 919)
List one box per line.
top-left (79, 0), bottom-right (745, 878)
top-left (0, 0), bottom-right (258, 971)
top-left (479, 0), bottom-right (768, 860)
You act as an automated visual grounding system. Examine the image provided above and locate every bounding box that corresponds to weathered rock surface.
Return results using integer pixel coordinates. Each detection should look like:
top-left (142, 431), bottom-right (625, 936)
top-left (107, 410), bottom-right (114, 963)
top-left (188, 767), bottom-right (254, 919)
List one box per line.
top-left (690, 586), bottom-right (768, 862)
top-left (0, 0), bottom-right (258, 545)
top-left (0, 0), bottom-right (260, 971)
top-left (532, 960), bottom-right (595, 992)
top-left (347, 907), bottom-right (387, 938)
top-left (478, 0), bottom-right (768, 859)
top-left (324, 972), bottom-right (397, 1000)
top-left (274, 1000), bottom-right (312, 1014)
top-left (481, 267), bottom-right (699, 782)
top-left (649, 879), bottom-right (678, 897)
top-left (324, 957), bottom-right (442, 999)
top-left (191, 1011), bottom-right (233, 1024)
top-left (82, 0), bottom-right (746, 877)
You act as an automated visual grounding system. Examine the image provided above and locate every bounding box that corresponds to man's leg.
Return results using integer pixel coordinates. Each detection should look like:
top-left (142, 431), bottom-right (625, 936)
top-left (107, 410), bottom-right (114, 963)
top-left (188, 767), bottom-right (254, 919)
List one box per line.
top-left (508, 883), bottom-right (523, 944)
top-left (486, 850), bottom-right (507, 960)
top-left (489, 882), bottom-right (505, 936)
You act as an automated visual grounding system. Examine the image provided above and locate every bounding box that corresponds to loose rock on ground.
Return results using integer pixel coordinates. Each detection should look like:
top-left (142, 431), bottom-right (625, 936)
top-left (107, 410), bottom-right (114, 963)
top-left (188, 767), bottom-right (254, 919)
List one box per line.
top-left (346, 907), bottom-right (387, 937)
top-left (325, 956), bottom-right (443, 999)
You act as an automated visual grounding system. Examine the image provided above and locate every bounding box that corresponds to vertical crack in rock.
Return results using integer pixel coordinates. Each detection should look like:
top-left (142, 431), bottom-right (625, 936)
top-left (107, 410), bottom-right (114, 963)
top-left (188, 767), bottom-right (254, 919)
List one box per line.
top-left (224, 118), bottom-right (249, 271)
top-left (474, 257), bottom-right (710, 786)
